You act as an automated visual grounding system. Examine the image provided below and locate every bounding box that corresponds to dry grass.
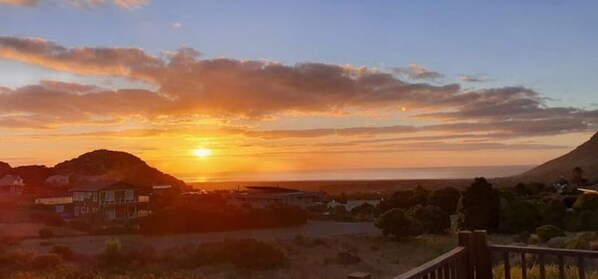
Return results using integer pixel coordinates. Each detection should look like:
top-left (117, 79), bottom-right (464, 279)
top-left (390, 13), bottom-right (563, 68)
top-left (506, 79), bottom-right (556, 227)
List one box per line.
top-left (493, 264), bottom-right (598, 279)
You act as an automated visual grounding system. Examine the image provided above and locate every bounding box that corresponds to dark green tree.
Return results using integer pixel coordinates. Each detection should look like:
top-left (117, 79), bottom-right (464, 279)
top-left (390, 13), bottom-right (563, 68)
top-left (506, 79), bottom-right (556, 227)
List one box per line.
top-left (457, 177), bottom-right (500, 232)
top-left (428, 186), bottom-right (461, 214)
top-left (408, 204), bottom-right (450, 234)
top-left (375, 208), bottom-right (423, 239)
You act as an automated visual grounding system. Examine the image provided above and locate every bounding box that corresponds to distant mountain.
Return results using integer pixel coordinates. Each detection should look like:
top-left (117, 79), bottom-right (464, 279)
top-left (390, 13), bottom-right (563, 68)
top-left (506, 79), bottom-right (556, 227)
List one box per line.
top-left (54, 149), bottom-right (187, 190)
top-left (0, 161), bottom-right (11, 175)
top-left (518, 131), bottom-right (598, 184)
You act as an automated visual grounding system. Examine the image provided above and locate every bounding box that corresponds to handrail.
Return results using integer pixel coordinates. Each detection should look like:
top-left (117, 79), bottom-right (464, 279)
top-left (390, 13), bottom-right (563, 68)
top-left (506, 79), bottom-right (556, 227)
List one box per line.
top-left (490, 244), bottom-right (598, 258)
top-left (393, 247), bottom-right (467, 279)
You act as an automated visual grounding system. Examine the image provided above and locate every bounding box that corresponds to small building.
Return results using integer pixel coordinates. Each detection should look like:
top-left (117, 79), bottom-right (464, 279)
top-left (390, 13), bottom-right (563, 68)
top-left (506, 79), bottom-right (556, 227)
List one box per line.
top-left (0, 174), bottom-right (25, 195)
top-left (228, 186), bottom-right (321, 208)
top-left (70, 180), bottom-right (149, 222)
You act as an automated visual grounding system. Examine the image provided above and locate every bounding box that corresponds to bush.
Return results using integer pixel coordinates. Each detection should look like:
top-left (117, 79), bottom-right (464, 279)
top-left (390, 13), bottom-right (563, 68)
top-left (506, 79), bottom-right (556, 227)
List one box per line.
top-left (38, 228), bottom-right (54, 239)
top-left (375, 208), bottom-right (423, 239)
top-left (498, 193), bottom-right (540, 233)
top-left (50, 245), bottom-right (74, 260)
top-left (547, 236), bottom-right (567, 248)
top-left (565, 232), bottom-right (597, 250)
top-left (324, 251), bottom-right (361, 265)
top-left (408, 205), bottom-right (450, 234)
top-left (97, 238), bottom-right (125, 268)
top-left (193, 239), bottom-right (289, 270)
top-left (535, 225), bottom-right (565, 243)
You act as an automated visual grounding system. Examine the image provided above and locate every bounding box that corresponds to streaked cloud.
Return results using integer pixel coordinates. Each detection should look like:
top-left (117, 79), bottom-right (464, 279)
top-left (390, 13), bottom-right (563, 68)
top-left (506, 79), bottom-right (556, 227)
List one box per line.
top-left (0, 36), bottom-right (595, 146)
top-left (390, 64), bottom-right (443, 81)
top-left (459, 74), bottom-right (492, 83)
top-left (0, 0), bottom-right (38, 6)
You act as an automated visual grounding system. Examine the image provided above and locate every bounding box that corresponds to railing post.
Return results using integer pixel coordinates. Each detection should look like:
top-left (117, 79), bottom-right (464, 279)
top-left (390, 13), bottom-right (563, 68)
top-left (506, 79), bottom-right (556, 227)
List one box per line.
top-left (458, 231), bottom-right (473, 279)
top-left (473, 230), bottom-right (492, 279)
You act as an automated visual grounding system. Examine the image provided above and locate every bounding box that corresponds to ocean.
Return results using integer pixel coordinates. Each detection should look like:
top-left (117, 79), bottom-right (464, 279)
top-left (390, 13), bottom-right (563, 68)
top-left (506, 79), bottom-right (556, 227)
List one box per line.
top-left (186, 165), bottom-right (533, 182)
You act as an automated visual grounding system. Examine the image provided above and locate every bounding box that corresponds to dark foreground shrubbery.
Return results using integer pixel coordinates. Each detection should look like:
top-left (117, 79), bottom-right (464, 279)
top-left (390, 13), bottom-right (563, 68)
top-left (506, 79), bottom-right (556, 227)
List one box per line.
top-left (139, 202), bottom-right (307, 234)
top-left (95, 238), bottom-right (288, 271)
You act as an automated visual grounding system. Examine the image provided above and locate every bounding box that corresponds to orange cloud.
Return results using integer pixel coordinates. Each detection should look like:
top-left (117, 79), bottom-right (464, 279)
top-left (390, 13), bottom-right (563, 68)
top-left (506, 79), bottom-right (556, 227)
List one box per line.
top-left (0, 36), bottom-right (596, 139)
top-left (0, 0), bottom-right (37, 6)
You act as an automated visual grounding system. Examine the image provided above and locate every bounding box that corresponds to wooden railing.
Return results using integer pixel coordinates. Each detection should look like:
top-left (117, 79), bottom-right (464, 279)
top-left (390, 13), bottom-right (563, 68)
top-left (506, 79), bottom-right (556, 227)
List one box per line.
top-left (490, 244), bottom-right (598, 279)
top-left (366, 230), bottom-right (598, 279)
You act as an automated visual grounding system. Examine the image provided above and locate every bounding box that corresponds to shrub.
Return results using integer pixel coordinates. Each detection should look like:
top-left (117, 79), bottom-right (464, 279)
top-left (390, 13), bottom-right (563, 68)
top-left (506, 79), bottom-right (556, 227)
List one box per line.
top-left (408, 205), bottom-right (450, 234)
top-left (375, 208), bottom-right (423, 239)
top-left (573, 194), bottom-right (598, 212)
top-left (50, 245), bottom-right (74, 260)
top-left (513, 231), bottom-right (530, 243)
top-left (565, 232), bottom-right (597, 250)
top-left (498, 194), bottom-right (539, 233)
top-left (535, 225), bottom-right (565, 243)
top-left (546, 236), bottom-right (567, 248)
top-left (324, 252), bottom-right (361, 265)
top-left (97, 238), bottom-right (126, 268)
top-left (38, 228), bottom-right (54, 239)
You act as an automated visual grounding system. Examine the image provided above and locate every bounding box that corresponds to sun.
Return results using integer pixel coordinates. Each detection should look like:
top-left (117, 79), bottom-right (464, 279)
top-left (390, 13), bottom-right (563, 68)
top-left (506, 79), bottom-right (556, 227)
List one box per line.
top-left (192, 148), bottom-right (212, 158)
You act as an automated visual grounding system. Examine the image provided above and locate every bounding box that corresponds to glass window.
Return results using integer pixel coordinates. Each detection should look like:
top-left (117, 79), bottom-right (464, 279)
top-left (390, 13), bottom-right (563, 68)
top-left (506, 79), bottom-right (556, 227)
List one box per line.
top-left (125, 190), bottom-right (134, 201)
top-left (105, 191), bottom-right (115, 202)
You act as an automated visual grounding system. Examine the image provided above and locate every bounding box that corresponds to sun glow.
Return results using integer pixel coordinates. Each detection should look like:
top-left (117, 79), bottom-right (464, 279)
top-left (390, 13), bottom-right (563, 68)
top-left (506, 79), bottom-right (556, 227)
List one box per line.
top-left (192, 148), bottom-right (212, 158)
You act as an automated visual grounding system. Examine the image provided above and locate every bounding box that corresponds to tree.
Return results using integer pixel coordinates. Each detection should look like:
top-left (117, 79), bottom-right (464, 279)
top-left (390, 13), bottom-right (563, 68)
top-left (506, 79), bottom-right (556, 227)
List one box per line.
top-left (428, 187), bottom-right (461, 214)
top-left (408, 204), bottom-right (450, 234)
top-left (457, 177), bottom-right (500, 232)
top-left (541, 198), bottom-right (567, 227)
top-left (375, 208), bottom-right (423, 239)
top-left (498, 192), bottom-right (539, 233)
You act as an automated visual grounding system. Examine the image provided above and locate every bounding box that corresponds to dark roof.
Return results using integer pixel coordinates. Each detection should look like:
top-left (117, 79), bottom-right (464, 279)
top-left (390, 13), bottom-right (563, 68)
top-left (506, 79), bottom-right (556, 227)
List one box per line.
top-left (69, 180), bottom-right (138, 192)
top-left (245, 186), bottom-right (300, 193)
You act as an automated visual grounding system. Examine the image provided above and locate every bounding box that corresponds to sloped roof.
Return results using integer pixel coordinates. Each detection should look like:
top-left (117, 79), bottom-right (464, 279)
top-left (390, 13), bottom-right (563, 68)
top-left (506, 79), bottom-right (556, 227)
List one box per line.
top-left (0, 174), bottom-right (22, 186)
top-left (69, 180), bottom-right (138, 192)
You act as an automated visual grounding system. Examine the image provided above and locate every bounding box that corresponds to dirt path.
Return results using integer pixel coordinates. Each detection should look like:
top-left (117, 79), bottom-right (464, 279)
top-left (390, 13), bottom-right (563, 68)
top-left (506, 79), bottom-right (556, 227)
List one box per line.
top-left (17, 221), bottom-right (378, 255)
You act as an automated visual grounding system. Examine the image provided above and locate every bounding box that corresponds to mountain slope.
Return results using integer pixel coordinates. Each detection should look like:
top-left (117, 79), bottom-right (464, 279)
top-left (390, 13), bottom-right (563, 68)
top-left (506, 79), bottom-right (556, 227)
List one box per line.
top-left (54, 149), bottom-right (187, 190)
top-left (519, 131), bottom-right (598, 183)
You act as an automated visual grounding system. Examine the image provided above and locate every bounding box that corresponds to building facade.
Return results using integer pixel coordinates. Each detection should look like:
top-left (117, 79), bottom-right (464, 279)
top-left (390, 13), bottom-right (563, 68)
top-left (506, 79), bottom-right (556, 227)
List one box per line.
top-left (0, 174), bottom-right (25, 195)
top-left (70, 180), bottom-right (149, 222)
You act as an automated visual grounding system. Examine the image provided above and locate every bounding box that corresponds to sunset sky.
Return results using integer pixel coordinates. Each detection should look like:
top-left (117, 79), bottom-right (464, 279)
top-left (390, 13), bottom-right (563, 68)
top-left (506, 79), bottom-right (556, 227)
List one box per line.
top-left (1, 1), bottom-right (597, 181)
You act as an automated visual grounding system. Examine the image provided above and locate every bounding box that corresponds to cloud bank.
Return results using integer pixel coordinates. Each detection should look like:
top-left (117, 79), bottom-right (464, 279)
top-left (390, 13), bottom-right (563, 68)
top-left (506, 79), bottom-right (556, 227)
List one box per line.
top-left (0, 36), bottom-right (596, 140)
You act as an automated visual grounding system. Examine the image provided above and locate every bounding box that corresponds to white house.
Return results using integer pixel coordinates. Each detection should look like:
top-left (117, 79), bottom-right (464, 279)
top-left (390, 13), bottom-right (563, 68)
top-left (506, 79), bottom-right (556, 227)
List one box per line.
top-left (0, 174), bottom-right (25, 195)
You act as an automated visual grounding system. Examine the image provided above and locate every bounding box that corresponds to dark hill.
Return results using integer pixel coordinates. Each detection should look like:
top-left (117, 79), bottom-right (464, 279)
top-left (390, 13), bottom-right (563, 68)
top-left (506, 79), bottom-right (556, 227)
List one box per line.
top-left (518, 131), bottom-right (598, 183)
top-left (54, 149), bottom-right (187, 191)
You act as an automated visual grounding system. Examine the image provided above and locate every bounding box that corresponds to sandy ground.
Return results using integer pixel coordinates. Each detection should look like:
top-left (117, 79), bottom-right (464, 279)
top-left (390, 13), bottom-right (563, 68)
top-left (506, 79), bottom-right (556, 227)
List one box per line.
top-left (16, 220), bottom-right (378, 255)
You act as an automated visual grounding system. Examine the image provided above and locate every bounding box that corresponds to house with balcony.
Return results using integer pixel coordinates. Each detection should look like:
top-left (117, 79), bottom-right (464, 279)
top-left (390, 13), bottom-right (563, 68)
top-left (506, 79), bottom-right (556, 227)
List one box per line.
top-left (69, 180), bottom-right (150, 222)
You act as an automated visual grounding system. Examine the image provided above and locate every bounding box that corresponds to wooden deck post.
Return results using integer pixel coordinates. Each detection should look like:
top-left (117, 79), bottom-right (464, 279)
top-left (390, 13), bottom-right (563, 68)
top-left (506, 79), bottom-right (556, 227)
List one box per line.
top-left (473, 230), bottom-right (492, 279)
top-left (458, 231), bottom-right (473, 279)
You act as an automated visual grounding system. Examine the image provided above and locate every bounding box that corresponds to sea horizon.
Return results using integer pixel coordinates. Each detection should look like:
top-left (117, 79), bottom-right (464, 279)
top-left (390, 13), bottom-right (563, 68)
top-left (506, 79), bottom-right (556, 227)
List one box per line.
top-left (184, 165), bottom-right (534, 183)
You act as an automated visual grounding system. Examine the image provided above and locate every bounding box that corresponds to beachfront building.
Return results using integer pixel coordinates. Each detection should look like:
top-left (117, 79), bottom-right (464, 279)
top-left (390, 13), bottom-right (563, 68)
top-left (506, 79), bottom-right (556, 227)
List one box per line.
top-left (228, 186), bottom-right (321, 208)
top-left (0, 174), bottom-right (25, 196)
top-left (70, 180), bottom-right (150, 222)
top-left (34, 195), bottom-right (73, 216)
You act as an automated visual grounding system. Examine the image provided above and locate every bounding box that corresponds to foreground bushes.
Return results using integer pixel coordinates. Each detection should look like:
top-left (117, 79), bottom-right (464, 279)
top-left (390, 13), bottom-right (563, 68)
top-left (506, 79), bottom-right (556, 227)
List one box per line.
top-left (375, 204), bottom-right (450, 239)
top-left (139, 203), bottom-right (307, 234)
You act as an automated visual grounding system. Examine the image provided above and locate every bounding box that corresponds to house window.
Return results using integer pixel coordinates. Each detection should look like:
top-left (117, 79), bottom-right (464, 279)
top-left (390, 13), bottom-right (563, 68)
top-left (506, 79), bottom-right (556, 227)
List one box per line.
top-left (125, 190), bottom-right (134, 201)
top-left (105, 191), bottom-right (115, 202)
top-left (74, 206), bottom-right (79, 216)
top-left (93, 193), bottom-right (97, 202)
top-left (105, 208), bottom-right (116, 220)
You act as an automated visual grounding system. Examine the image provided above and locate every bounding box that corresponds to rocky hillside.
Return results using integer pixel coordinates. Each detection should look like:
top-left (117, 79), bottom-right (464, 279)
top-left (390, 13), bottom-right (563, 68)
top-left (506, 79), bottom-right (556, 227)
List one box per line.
top-left (54, 149), bottom-right (187, 190)
top-left (518, 131), bottom-right (598, 183)
top-left (0, 150), bottom-right (187, 192)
